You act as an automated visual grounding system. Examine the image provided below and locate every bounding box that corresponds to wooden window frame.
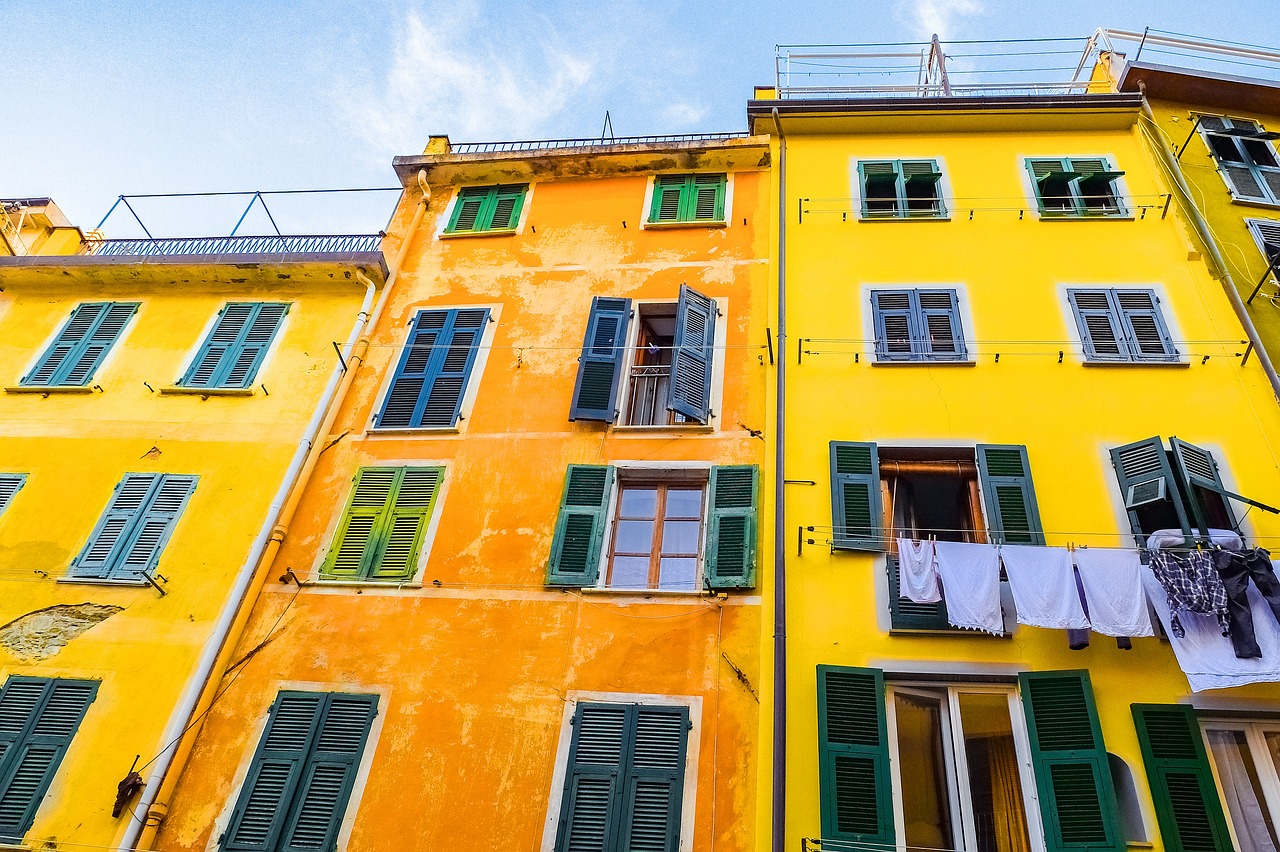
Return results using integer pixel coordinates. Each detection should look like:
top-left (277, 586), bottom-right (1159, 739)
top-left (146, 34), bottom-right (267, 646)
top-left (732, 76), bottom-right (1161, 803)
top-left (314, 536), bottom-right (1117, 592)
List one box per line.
top-left (604, 478), bottom-right (707, 591)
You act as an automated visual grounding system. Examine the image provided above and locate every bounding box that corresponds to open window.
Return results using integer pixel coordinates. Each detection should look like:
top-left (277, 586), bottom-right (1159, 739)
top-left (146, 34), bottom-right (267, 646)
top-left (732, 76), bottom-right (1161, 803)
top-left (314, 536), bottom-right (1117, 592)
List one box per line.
top-left (857, 160), bottom-right (946, 219)
top-left (1026, 158), bottom-right (1126, 217)
top-left (1200, 116), bottom-right (1280, 206)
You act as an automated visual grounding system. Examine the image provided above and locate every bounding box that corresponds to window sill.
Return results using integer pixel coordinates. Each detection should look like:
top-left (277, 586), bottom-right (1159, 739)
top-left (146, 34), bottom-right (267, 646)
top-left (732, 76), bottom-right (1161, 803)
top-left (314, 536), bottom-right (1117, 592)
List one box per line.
top-left (609, 423), bottom-right (715, 434)
top-left (889, 626), bottom-right (1010, 638)
top-left (159, 386), bottom-right (255, 397)
top-left (859, 215), bottom-right (951, 222)
top-left (5, 385), bottom-right (95, 395)
top-left (0, 843), bottom-right (32, 852)
top-left (643, 220), bottom-right (727, 230)
top-left (581, 586), bottom-right (713, 599)
top-left (56, 576), bottom-right (149, 588)
top-left (308, 579), bottom-right (422, 589)
top-left (871, 358), bottom-right (974, 366)
top-left (1081, 359), bottom-right (1188, 368)
top-left (367, 425), bottom-right (461, 436)
top-left (1035, 212), bottom-right (1134, 221)
top-left (1229, 196), bottom-right (1280, 211)
top-left (439, 228), bottom-right (519, 239)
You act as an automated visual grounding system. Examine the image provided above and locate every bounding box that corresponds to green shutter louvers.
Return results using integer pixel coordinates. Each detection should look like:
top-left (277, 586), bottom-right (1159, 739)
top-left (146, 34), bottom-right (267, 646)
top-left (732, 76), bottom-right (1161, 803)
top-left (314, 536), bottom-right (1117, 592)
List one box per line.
top-left (1132, 704), bottom-right (1233, 852)
top-left (321, 466), bottom-right (442, 582)
top-left (704, 465), bottom-right (758, 589)
top-left (547, 465), bottom-right (614, 587)
top-left (816, 665), bottom-right (894, 848)
top-left (977, 444), bottom-right (1045, 545)
top-left (830, 442), bottom-right (883, 551)
top-left (445, 184), bottom-right (528, 234)
top-left (647, 174), bottom-right (726, 224)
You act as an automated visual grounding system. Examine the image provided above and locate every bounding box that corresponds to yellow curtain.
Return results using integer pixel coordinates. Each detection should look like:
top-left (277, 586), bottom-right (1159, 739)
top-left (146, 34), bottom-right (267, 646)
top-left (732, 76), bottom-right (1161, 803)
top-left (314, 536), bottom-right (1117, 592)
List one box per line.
top-left (989, 736), bottom-right (1032, 852)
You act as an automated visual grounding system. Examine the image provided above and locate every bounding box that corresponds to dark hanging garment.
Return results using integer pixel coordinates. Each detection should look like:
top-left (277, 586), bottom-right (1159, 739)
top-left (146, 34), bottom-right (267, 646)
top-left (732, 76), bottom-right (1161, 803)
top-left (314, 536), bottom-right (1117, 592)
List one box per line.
top-left (1213, 547), bottom-right (1280, 659)
top-left (1149, 549), bottom-right (1231, 637)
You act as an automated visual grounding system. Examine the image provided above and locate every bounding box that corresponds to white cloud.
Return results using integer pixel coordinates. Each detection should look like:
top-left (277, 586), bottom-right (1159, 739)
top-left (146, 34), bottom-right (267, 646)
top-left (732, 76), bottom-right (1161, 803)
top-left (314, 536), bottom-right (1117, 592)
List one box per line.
top-left (662, 102), bottom-right (708, 127)
top-left (334, 3), bottom-right (596, 155)
top-left (896, 0), bottom-right (984, 38)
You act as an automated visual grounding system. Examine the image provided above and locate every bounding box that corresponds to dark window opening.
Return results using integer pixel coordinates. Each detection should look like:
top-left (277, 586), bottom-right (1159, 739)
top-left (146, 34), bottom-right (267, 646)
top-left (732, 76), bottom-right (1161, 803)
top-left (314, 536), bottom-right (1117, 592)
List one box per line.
top-left (623, 304), bottom-right (689, 426)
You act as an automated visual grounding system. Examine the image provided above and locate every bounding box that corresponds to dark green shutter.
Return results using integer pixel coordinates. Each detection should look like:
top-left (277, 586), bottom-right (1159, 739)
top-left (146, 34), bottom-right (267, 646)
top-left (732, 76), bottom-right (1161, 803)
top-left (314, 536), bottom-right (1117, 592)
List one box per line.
top-left (887, 556), bottom-right (950, 631)
top-left (1132, 704), bottom-right (1233, 852)
top-left (1170, 438), bottom-right (1236, 537)
top-left (619, 706), bottom-right (689, 851)
top-left (704, 465), bottom-right (758, 589)
top-left (668, 285), bottom-right (716, 423)
top-left (830, 442), bottom-right (883, 551)
top-left (977, 444), bottom-right (1045, 545)
top-left (555, 703), bottom-right (628, 852)
top-left (322, 467), bottom-right (441, 581)
top-left (488, 184), bottom-right (527, 231)
top-left (0, 677), bottom-right (98, 842)
top-left (547, 465), bottom-right (614, 587)
top-left (1019, 671), bottom-right (1123, 852)
top-left (569, 297), bottom-right (632, 422)
top-left (1111, 437), bottom-right (1191, 540)
top-left (816, 666), bottom-right (893, 849)
top-left (23, 301), bottom-right (138, 387)
top-left (183, 302), bottom-right (289, 388)
top-left (0, 475), bottom-right (26, 517)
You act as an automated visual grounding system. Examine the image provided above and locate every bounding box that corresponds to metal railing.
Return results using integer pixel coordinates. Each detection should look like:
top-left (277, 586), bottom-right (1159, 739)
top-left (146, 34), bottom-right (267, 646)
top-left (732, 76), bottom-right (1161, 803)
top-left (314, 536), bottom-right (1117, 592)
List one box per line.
top-left (1093, 28), bottom-right (1280, 85)
top-left (78, 233), bottom-right (384, 258)
top-left (449, 132), bottom-right (751, 155)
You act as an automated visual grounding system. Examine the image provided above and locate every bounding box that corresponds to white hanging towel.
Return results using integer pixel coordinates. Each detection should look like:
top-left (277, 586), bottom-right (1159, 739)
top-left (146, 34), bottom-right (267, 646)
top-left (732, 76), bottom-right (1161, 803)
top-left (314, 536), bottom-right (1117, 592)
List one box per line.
top-left (1074, 549), bottom-right (1154, 637)
top-left (1000, 545), bottom-right (1089, 630)
top-left (1142, 570), bottom-right (1280, 692)
top-left (896, 538), bottom-right (941, 603)
top-left (933, 541), bottom-right (1003, 635)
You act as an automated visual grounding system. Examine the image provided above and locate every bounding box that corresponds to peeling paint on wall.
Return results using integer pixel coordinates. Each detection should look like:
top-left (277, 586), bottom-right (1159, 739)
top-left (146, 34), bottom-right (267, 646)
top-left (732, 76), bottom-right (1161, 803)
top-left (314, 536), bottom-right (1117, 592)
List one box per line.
top-left (0, 603), bottom-right (123, 661)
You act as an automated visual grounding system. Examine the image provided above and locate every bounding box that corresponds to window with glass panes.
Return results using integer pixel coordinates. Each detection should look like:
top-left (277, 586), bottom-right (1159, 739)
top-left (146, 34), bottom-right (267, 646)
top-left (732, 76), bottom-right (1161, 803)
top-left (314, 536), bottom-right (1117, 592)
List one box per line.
top-left (606, 479), bottom-right (706, 591)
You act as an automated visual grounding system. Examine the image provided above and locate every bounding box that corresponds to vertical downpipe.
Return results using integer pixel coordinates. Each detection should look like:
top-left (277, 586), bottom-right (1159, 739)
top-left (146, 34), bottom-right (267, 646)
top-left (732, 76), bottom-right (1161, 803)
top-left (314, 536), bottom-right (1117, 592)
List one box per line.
top-left (770, 106), bottom-right (788, 852)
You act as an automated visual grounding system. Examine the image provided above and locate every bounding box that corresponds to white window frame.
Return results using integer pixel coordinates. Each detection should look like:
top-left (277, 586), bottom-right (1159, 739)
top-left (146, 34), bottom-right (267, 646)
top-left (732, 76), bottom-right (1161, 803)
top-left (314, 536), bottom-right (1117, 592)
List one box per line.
top-left (1201, 718), bottom-right (1280, 852)
top-left (849, 156), bottom-right (954, 222)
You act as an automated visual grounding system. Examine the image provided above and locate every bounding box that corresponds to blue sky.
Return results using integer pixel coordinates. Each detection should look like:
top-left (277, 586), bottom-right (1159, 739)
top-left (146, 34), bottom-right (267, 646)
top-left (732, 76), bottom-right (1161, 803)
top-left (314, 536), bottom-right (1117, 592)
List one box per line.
top-left (4, 1), bottom-right (1279, 237)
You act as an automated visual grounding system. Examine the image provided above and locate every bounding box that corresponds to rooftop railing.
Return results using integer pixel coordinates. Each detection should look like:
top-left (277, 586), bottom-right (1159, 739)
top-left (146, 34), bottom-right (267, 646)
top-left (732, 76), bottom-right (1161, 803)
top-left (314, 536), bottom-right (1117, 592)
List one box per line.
top-left (79, 233), bottom-right (384, 258)
top-left (449, 131), bottom-right (751, 155)
top-left (1095, 28), bottom-right (1280, 86)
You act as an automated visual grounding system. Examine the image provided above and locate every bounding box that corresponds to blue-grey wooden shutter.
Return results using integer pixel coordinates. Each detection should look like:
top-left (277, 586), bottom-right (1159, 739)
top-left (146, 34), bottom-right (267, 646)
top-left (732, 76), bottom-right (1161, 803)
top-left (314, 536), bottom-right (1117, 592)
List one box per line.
top-left (547, 465), bottom-right (614, 587)
top-left (555, 703), bottom-right (628, 852)
top-left (1202, 117), bottom-right (1272, 203)
top-left (322, 468), bottom-right (398, 580)
top-left (370, 468), bottom-right (441, 581)
top-left (70, 474), bottom-right (160, 579)
top-left (376, 308), bottom-right (488, 429)
top-left (668, 285), bottom-right (715, 423)
top-left (1068, 290), bottom-right (1126, 361)
top-left (817, 665), bottom-right (894, 848)
top-left (0, 475), bottom-right (26, 517)
top-left (1132, 704), bottom-right (1233, 852)
top-left (183, 302), bottom-right (289, 388)
top-left (114, 475), bottom-right (197, 580)
top-left (977, 444), bottom-right (1045, 545)
top-left (24, 302), bottom-right (138, 386)
top-left (1170, 438), bottom-right (1237, 537)
top-left (570, 297), bottom-right (632, 422)
top-left (0, 677), bottom-right (98, 842)
top-left (620, 706), bottom-right (689, 852)
top-left (1020, 671), bottom-right (1124, 852)
top-left (1110, 437), bottom-right (1191, 539)
top-left (704, 465), bottom-right (758, 590)
top-left (1115, 290), bottom-right (1177, 361)
top-left (830, 442), bottom-right (883, 551)
top-left (871, 291), bottom-right (916, 360)
top-left (918, 289), bottom-right (965, 360)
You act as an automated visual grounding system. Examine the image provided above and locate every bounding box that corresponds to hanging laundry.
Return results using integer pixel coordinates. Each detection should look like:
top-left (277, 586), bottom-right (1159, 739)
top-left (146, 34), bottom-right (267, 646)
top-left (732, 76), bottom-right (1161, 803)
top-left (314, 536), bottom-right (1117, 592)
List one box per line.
top-left (1148, 549), bottom-right (1230, 638)
top-left (1146, 528), bottom-right (1243, 550)
top-left (896, 538), bottom-right (941, 604)
top-left (1000, 545), bottom-right (1089, 630)
top-left (933, 541), bottom-right (1003, 635)
top-left (1073, 549), bottom-right (1155, 638)
top-left (1142, 570), bottom-right (1280, 692)
top-left (1213, 548), bottom-right (1280, 660)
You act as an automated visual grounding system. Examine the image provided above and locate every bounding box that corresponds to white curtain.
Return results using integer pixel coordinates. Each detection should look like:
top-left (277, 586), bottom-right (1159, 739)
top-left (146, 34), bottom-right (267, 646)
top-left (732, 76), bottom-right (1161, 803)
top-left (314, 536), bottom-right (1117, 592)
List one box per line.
top-left (1207, 729), bottom-right (1280, 852)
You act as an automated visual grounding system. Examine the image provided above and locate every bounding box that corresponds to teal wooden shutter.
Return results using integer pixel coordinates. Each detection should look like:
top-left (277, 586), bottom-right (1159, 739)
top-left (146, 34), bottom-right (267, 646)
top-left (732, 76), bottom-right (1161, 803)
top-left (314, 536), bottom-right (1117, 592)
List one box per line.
top-left (977, 444), bottom-right (1045, 545)
top-left (858, 161), bottom-right (901, 217)
top-left (1115, 290), bottom-right (1177, 361)
top-left (1169, 438), bottom-right (1238, 537)
top-left (871, 291), bottom-right (915, 360)
top-left (1027, 158), bottom-right (1076, 215)
top-left (649, 175), bottom-right (689, 223)
top-left (70, 473), bottom-right (160, 578)
top-left (704, 465), bottom-right (758, 590)
top-left (115, 474), bottom-right (197, 580)
top-left (555, 703), bottom-right (628, 852)
top-left (547, 465), bottom-right (614, 587)
top-left (0, 475), bottom-right (26, 518)
top-left (830, 442), bottom-right (883, 551)
top-left (901, 159), bottom-right (945, 215)
top-left (370, 468), bottom-right (441, 581)
top-left (0, 677), bottom-right (98, 842)
top-left (620, 706), bottom-right (689, 852)
top-left (24, 301), bottom-right (138, 386)
top-left (1132, 704), bottom-right (1233, 852)
top-left (1110, 437), bottom-right (1191, 539)
top-left (1019, 671), bottom-right (1123, 852)
top-left (322, 468), bottom-right (398, 580)
top-left (690, 174), bottom-right (726, 221)
top-left (183, 302), bottom-right (289, 388)
top-left (816, 666), bottom-right (893, 848)
top-left (668, 285), bottom-right (716, 423)
top-left (570, 297), bottom-right (632, 422)
top-left (1069, 290), bottom-right (1126, 361)
top-left (887, 556), bottom-right (950, 630)
top-left (376, 308), bottom-right (488, 429)
top-left (918, 289), bottom-right (965, 360)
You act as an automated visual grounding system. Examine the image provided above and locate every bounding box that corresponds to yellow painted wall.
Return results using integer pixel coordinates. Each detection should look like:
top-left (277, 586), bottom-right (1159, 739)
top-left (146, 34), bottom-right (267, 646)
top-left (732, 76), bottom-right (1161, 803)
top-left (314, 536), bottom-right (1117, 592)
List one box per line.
top-left (0, 269), bottom-right (367, 849)
top-left (156, 148), bottom-right (771, 851)
top-left (762, 106), bottom-right (1280, 851)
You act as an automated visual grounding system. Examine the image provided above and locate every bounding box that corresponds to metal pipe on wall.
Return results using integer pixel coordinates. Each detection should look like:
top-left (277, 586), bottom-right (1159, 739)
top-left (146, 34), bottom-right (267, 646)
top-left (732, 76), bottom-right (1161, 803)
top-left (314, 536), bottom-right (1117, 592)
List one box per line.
top-left (770, 106), bottom-right (788, 852)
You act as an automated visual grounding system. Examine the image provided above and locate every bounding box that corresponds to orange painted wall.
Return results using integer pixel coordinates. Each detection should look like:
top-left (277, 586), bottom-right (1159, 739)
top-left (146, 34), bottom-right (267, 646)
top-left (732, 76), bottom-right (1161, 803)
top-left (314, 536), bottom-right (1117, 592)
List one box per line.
top-left (156, 147), bottom-right (771, 851)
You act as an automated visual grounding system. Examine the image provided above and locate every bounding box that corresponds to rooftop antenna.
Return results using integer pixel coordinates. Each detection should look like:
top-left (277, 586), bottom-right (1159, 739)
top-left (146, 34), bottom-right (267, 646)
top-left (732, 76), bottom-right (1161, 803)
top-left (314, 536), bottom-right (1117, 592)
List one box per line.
top-left (601, 110), bottom-right (615, 141)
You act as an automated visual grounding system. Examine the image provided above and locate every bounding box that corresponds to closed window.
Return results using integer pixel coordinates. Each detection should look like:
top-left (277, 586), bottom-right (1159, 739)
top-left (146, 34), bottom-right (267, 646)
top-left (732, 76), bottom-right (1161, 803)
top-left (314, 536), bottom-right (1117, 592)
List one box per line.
top-left (320, 466), bottom-right (443, 582)
top-left (220, 691), bottom-right (378, 852)
top-left (1201, 721), bottom-right (1280, 852)
top-left (375, 308), bottom-right (489, 429)
top-left (568, 286), bottom-right (718, 427)
top-left (546, 464), bottom-right (759, 591)
top-left (22, 301), bottom-right (138, 386)
top-left (180, 302), bottom-right (288, 389)
top-left (552, 702), bottom-right (690, 852)
top-left (1201, 116), bottom-right (1280, 206)
top-left (857, 159), bottom-right (945, 218)
top-left (0, 474), bottom-right (26, 518)
top-left (1067, 288), bottom-right (1177, 363)
top-left (0, 676), bottom-right (98, 842)
top-left (818, 667), bottom-right (1125, 852)
top-left (648, 173), bottom-right (727, 224)
top-left (1026, 158), bottom-right (1125, 217)
top-left (871, 289), bottom-right (966, 362)
top-left (444, 184), bottom-right (527, 234)
top-left (70, 473), bottom-right (197, 581)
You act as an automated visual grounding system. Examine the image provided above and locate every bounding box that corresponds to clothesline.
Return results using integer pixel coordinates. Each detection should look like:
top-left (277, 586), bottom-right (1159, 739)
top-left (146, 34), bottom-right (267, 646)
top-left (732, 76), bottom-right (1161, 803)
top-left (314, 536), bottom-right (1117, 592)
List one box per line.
top-left (807, 524), bottom-right (1280, 544)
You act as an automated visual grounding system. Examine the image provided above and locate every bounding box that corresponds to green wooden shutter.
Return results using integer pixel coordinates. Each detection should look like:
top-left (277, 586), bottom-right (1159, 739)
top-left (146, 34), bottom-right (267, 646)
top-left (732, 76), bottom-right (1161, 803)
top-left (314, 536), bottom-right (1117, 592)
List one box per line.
top-left (370, 467), bottom-right (442, 581)
top-left (446, 187), bottom-right (490, 233)
top-left (977, 444), bottom-right (1045, 545)
top-left (70, 473), bottom-right (161, 579)
top-left (1019, 671), bottom-right (1123, 852)
top-left (1170, 438), bottom-right (1235, 537)
top-left (816, 665), bottom-right (893, 848)
top-left (276, 694), bottom-right (378, 852)
top-left (486, 184), bottom-right (527, 231)
top-left (887, 556), bottom-right (950, 630)
top-left (0, 475), bottom-right (26, 518)
top-left (620, 706), bottom-right (689, 852)
top-left (0, 677), bottom-right (98, 842)
top-left (115, 474), bottom-right (197, 580)
top-left (1110, 437), bottom-right (1191, 540)
top-left (322, 468), bottom-right (396, 580)
top-left (830, 442), bottom-right (883, 551)
top-left (858, 161), bottom-right (901, 217)
top-left (555, 703), bottom-right (629, 852)
top-left (704, 465), bottom-right (758, 590)
top-left (24, 301), bottom-right (138, 386)
top-left (1132, 704), bottom-right (1233, 852)
top-left (668, 285), bottom-right (716, 423)
top-left (649, 175), bottom-right (690, 223)
top-left (569, 297), bottom-right (632, 422)
top-left (547, 465), bottom-right (614, 587)
top-left (901, 160), bottom-right (945, 216)
top-left (690, 174), bottom-right (726, 221)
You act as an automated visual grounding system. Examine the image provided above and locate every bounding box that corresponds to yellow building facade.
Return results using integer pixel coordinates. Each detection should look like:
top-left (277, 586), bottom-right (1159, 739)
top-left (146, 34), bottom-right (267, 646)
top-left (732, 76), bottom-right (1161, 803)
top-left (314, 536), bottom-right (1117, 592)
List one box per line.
top-left (149, 135), bottom-right (770, 852)
top-left (752, 72), bottom-right (1280, 852)
top-left (0, 222), bottom-right (385, 849)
